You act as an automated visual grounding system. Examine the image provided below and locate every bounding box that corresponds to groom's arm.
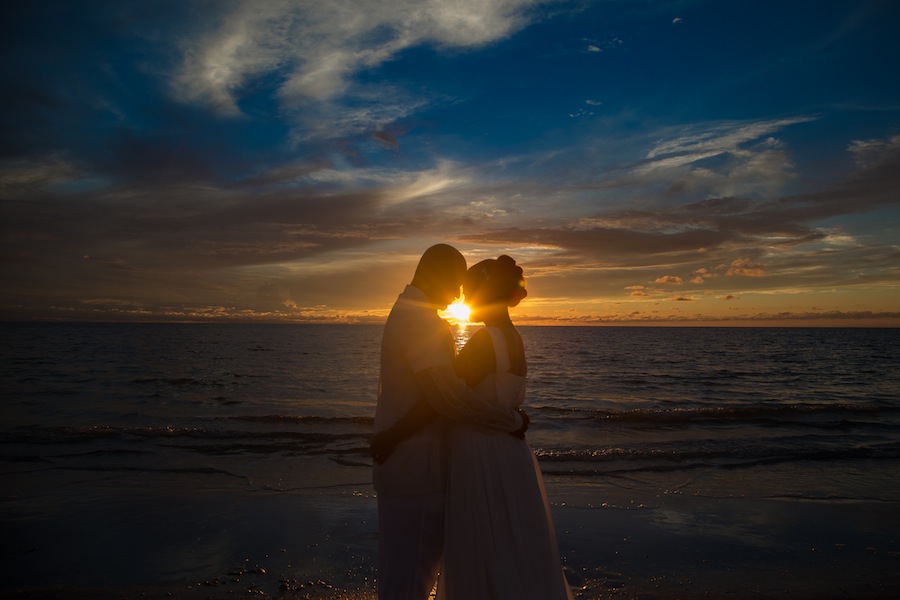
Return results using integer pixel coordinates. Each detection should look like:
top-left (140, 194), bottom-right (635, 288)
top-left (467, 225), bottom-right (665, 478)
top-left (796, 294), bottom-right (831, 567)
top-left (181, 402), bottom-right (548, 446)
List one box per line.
top-left (371, 360), bottom-right (522, 465)
top-left (371, 399), bottom-right (437, 464)
top-left (414, 365), bottom-right (524, 432)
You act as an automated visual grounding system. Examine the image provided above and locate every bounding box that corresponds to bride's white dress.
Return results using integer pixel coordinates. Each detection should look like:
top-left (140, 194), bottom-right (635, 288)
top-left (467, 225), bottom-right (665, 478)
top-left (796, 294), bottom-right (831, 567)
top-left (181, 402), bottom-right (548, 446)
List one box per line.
top-left (438, 327), bottom-right (573, 600)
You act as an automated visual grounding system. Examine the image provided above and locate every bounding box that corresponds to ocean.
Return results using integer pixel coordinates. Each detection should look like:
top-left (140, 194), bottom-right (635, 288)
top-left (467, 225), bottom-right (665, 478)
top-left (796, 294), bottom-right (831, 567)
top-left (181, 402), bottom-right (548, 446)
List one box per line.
top-left (2, 322), bottom-right (899, 595)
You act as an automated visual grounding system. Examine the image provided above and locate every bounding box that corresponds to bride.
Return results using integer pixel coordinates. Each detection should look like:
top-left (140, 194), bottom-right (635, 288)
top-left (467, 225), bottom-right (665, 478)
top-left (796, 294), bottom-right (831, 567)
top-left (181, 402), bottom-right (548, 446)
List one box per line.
top-left (374, 255), bottom-right (572, 600)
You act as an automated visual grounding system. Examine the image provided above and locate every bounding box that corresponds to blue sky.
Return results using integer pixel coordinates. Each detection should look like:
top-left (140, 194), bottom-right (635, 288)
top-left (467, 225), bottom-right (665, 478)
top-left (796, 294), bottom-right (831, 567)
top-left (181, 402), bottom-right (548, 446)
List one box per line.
top-left (2, 0), bottom-right (899, 324)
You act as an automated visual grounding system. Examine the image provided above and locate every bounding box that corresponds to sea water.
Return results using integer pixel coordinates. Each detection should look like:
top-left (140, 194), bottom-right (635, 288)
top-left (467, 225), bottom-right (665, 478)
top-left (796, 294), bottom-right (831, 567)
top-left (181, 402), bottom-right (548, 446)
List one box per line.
top-left (5, 323), bottom-right (897, 492)
top-left (2, 323), bottom-right (899, 590)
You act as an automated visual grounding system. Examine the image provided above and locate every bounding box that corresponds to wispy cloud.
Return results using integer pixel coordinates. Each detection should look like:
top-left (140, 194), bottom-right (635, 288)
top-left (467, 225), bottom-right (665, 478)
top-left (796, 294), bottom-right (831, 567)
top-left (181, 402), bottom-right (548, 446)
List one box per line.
top-left (171, 0), bottom-right (551, 137)
top-left (848, 134), bottom-right (900, 169)
top-left (0, 155), bottom-right (84, 194)
top-left (634, 117), bottom-right (815, 199)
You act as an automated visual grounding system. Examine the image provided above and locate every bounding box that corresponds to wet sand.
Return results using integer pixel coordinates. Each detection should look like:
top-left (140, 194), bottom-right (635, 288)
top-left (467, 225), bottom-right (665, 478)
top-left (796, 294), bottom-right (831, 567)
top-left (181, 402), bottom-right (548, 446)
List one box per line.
top-left (3, 464), bottom-right (900, 599)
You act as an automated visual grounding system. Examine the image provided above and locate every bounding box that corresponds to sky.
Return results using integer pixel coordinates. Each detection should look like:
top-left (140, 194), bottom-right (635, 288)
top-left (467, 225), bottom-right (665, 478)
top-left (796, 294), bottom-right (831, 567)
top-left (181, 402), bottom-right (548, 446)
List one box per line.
top-left (2, 0), bottom-right (899, 326)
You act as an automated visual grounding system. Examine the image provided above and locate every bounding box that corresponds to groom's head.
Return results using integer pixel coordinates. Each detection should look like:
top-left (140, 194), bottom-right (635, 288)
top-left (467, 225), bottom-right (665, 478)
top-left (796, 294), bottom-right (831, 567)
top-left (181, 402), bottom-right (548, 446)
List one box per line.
top-left (411, 244), bottom-right (467, 309)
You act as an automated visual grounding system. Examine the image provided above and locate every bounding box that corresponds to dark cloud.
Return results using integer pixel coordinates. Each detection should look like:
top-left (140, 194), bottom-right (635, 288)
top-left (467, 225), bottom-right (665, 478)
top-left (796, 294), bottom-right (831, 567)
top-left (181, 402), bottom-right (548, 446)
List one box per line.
top-left (461, 225), bottom-right (733, 263)
top-left (453, 149), bottom-right (900, 307)
top-left (2, 1), bottom-right (898, 322)
top-left (480, 146), bottom-right (900, 256)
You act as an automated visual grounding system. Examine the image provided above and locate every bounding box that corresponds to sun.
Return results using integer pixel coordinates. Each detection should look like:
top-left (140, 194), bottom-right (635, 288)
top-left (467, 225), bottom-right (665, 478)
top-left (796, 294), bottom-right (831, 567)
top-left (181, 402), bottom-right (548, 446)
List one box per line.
top-left (442, 298), bottom-right (471, 325)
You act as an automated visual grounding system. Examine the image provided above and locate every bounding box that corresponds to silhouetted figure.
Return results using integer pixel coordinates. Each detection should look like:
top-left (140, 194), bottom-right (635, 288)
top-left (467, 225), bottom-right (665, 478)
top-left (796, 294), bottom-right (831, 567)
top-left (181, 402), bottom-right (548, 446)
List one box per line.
top-left (375, 254), bottom-right (570, 599)
top-left (372, 244), bottom-right (525, 600)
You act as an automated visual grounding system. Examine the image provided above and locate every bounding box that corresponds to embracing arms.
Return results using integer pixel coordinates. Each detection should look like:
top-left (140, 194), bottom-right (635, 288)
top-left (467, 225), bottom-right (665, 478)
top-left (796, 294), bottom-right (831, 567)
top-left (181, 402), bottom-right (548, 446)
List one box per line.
top-left (371, 348), bottom-right (529, 464)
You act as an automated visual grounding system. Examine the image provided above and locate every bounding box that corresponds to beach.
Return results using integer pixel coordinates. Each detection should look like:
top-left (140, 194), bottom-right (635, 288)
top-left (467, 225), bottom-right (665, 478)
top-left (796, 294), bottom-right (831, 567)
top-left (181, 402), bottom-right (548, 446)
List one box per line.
top-left (2, 323), bottom-right (899, 598)
top-left (4, 459), bottom-right (900, 599)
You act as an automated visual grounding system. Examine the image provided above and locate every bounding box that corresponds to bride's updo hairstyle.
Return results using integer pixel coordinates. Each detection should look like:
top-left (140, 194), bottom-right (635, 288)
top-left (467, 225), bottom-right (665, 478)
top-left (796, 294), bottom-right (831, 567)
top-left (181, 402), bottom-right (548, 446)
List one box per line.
top-left (464, 255), bottom-right (527, 309)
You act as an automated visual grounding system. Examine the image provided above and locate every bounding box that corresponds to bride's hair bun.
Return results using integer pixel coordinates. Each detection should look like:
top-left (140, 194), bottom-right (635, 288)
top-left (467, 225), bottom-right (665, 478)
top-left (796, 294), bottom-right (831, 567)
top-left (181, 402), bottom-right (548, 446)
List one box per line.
top-left (464, 255), bottom-right (527, 308)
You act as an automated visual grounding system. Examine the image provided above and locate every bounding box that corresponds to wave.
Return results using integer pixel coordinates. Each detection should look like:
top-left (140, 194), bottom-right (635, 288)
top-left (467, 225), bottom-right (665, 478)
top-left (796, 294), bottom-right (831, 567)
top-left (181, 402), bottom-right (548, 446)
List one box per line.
top-left (543, 447), bottom-right (900, 478)
top-left (0, 424), bottom-right (370, 446)
top-left (128, 375), bottom-right (266, 387)
top-left (227, 414), bottom-right (374, 426)
top-left (52, 464), bottom-right (247, 478)
top-left (534, 402), bottom-right (900, 429)
top-left (536, 437), bottom-right (900, 478)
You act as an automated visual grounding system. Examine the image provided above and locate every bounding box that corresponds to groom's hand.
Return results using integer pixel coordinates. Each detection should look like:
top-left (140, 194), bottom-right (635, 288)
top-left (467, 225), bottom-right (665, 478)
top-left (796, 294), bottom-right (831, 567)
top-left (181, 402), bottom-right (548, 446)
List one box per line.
top-left (371, 431), bottom-right (397, 464)
top-left (510, 408), bottom-right (530, 440)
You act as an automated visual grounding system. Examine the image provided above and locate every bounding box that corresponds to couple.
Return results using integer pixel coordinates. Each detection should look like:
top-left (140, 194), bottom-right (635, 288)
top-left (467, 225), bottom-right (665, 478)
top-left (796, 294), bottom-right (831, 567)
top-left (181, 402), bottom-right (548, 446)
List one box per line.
top-left (371, 244), bottom-right (572, 600)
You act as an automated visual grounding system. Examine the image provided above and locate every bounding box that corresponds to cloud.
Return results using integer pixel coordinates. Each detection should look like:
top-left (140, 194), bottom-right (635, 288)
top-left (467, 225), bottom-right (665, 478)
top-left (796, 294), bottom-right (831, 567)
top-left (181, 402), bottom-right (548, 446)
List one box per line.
top-left (633, 117), bottom-right (815, 199)
top-left (455, 133), bottom-right (900, 306)
top-left (691, 267), bottom-right (715, 284)
top-left (373, 131), bottom-right (400, 150)
top-left (0, 156), bottom-right (84, 194)
top-left (523, 117), bottom-right (816, 208)
top-left (726, 257), bottom-right (766, 277)
top-left (847, 134), bottom-right (900, 169)
top-left (625, 285), bottom-right (651, 297)
top-left (720, 310), bottom-right (900, 323)
top-left (654, 275), bottom-right (683, 284)
top-left (569, 108), bottom-right (595, 118)
top-left (170, 0), bottom-right (548, 136)
top-left (7, 112), bottom-right (897, 316)
top-left (645, 117), bottom-right (814, 162)
top-left (3, 3), bottom-right (899, 325)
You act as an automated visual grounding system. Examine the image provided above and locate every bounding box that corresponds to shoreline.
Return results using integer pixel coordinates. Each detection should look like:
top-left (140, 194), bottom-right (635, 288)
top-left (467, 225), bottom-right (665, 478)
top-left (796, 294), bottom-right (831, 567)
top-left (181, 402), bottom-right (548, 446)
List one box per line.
top-left (3, 470), bottom-right (900, 600)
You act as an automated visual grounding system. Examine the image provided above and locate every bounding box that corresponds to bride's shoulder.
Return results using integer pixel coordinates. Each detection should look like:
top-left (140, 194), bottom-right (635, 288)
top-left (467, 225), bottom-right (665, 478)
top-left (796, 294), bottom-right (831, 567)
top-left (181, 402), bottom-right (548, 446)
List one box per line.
top-left (456, 328), bottom-right (496, 385)
top-left (461, 327), bottom-right (495, 361)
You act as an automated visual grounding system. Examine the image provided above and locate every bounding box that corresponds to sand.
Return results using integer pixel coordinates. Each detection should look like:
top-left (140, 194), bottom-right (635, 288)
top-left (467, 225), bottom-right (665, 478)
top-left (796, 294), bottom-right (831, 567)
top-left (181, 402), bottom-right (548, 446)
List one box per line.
top-left (3, 467), bottom-right (900, 598)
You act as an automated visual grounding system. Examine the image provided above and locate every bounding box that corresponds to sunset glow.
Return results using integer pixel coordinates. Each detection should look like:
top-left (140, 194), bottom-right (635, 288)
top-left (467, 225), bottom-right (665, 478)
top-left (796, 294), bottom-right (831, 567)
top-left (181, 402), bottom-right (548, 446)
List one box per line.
top-left (442, 300), bottom-right (472, 326)
top-left (2, 2), bottom-right (899, 326)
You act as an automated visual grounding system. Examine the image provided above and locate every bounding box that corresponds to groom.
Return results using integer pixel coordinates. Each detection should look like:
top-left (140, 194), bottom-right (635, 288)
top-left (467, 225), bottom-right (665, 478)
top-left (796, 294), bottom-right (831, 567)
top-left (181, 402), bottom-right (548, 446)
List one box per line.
top-left (372, 243), bottom-right (526, 600)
